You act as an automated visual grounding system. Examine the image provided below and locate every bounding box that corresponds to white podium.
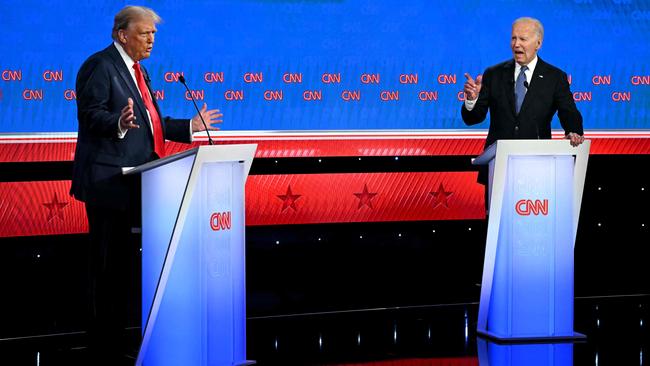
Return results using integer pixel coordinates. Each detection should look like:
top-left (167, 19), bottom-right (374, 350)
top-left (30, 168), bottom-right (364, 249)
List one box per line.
top-left (473, 140), bottom-right (590, 341)
top-left (125, 144), bottom-right (257, 365)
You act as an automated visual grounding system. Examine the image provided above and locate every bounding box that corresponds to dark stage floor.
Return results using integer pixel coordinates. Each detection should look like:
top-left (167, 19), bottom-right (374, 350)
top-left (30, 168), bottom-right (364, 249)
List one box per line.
top-left (1, 294), bottom-right (648, 365)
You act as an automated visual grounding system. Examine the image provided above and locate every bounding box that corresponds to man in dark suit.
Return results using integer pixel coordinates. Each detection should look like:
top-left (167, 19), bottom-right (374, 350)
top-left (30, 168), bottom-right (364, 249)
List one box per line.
top-left (70, 5), bottom-right (222, 363)
top-left (461, 17), bottom-right (584, 212)
top-left (461, 17), bottom-right (585, 190)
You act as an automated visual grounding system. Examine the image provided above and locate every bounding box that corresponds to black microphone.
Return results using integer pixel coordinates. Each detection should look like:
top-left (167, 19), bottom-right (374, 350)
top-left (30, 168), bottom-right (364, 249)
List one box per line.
top-left (178, 75), bottom-right (214, 145)
top-left (523, 80), bottom-right (529, 89)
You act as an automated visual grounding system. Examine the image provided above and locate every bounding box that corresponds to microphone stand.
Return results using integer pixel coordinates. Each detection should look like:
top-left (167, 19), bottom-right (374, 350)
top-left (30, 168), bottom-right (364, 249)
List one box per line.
top-left (178, 75), bottom-right (214, 145)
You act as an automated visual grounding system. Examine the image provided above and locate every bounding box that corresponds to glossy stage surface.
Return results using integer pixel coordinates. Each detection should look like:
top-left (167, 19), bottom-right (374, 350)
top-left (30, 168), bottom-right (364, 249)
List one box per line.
top-left (1, 294), bottom-right (647, 365)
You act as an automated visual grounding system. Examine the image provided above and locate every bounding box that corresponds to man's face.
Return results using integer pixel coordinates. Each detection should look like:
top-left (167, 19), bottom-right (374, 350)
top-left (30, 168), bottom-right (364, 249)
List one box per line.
top-left (118, 18), bottom-right (156, 62)
top-left (511, 21), bottom-right (541, 66)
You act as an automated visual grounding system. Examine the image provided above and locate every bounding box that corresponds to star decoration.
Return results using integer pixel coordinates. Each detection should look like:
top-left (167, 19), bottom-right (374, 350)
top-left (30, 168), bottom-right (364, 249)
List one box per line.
top-left (277, 185), bottom-right (302, 212)
top-left (43, 192), bottom-right (69, 222)
top-left (354, 184), bottom-right (378, 209)
top-left (430, 183), bottom-right (453, 209)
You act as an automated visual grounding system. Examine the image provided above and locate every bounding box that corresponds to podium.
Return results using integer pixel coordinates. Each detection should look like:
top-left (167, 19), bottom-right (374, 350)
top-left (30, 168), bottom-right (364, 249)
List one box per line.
top-left (124, 144), bottom-right (257, 365)
top-left (473, 140), bottom-right (590, 341)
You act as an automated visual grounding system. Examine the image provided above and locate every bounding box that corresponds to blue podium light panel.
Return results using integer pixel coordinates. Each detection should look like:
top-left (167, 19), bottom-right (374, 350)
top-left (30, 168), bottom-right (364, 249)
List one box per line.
top-left (200, 162), bottom-right (246, 365)
top-left (141, 153), bottom-right (196, 327)
top-left (488, 156), bottom-right (574, 339)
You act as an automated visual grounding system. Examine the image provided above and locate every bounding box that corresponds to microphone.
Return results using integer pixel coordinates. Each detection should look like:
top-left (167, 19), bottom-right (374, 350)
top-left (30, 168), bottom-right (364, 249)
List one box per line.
top-left (523, 80), bottom-right (529, 89)
top-left (178, 75), bottom-right (214, 145)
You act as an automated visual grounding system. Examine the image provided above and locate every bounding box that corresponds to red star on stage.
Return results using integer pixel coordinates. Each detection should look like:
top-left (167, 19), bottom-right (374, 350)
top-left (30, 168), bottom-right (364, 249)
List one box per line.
top-left (430, 183), bottom-right (453, 209)
top-left (277, 185), bottom-right (302, 212)
top-left (354, 183), bottom-right (378, 209)
top-left (43, 192), bottom-right (69, 222)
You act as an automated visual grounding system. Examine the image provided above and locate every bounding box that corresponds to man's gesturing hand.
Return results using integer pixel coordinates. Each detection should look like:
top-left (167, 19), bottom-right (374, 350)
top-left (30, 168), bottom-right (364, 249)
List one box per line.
top-left (119, 98), bottom-right (139, 130)
top-left (463, 73), bottom-right (483, 101)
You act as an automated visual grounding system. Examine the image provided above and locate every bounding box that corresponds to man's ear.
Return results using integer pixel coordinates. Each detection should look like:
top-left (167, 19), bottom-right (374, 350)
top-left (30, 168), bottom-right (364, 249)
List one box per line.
top-left (118, 29), bottom-right (127, 44)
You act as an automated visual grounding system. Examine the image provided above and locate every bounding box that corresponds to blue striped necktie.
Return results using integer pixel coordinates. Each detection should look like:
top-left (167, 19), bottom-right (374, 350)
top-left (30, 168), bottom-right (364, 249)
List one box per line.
top-left (515, 65), bottom-right (528, 114)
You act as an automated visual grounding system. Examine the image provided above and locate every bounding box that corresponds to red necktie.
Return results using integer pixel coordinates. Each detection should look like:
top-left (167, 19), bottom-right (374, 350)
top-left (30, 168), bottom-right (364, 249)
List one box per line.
top-left (133, 62), bottom-right (165, 158)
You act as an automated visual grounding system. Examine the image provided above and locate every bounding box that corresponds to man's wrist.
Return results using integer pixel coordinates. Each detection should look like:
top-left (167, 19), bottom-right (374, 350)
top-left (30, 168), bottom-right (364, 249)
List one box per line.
top-left (464, 98), bottom-right (477, 111)
top-left (117, 117), bottom-right (127, 138)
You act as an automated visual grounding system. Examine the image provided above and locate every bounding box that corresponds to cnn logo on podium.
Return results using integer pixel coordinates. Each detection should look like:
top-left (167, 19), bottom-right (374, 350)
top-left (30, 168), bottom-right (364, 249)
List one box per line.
top-left (515, 199), bottom-right (549, 216)
top-left (210, 211), bottom-right (232, 231)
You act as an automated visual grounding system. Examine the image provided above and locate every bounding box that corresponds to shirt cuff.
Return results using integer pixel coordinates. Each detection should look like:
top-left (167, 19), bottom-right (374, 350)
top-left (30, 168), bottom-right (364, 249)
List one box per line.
top-left (117, 117), bottom-right (127, 139)
top-left (188, 118), bottom-right (194, 142)
top-left (464, 98), bottom-right (477, 111)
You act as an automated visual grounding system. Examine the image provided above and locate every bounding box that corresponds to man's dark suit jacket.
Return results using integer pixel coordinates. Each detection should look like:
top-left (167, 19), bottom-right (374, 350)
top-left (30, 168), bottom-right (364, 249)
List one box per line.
top-left (71, 44), bottom-right (191, 209)
top-left (461, 57), bottom-right (583, 183)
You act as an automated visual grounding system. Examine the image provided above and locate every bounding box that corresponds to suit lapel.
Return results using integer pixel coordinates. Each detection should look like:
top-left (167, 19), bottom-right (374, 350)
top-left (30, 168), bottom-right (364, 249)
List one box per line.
top-left (519, 57), bottom-right (547, 114)
top-left (502, 60), bottom-right (516, 116)
top-left (105, 45), bottom-right (152, 130)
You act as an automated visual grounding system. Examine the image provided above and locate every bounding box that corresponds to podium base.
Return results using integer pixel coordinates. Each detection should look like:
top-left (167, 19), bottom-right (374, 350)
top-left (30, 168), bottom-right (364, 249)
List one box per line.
top-left (477, 329), bottom-right (587, 344)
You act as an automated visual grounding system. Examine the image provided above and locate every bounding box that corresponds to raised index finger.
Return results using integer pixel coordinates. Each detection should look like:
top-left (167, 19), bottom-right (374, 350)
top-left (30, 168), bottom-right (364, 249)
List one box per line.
top-left (464, 73), bottom-right (475, 84)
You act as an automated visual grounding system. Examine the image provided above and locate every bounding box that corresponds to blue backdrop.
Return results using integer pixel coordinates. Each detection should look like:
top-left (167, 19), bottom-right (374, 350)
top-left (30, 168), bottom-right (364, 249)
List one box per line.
top-left (0, 0), bottom-right (648, 133)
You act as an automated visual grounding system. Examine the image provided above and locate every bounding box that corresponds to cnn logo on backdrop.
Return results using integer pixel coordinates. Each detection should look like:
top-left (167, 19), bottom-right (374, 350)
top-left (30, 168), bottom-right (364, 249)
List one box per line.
top-left (515, 199), bottom-right (549, 216)
top-left (210, 211), bottom-right (232, 231)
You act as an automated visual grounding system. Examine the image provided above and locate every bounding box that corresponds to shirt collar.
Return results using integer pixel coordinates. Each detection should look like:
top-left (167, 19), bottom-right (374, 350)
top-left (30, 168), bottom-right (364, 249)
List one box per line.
top-left (516, 55), bottom-right (538, 75)
top-left (114, 41), bottom-right (136, 71)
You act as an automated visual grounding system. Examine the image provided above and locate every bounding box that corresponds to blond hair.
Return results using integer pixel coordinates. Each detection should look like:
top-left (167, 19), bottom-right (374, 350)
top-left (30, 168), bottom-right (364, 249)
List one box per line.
top-left (111, 6), bottom-right (162, 41)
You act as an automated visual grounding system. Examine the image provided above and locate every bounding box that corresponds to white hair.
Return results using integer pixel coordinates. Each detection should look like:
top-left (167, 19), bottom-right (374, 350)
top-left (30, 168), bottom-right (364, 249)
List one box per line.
top-left (513, 17), bottom-right (544, 40)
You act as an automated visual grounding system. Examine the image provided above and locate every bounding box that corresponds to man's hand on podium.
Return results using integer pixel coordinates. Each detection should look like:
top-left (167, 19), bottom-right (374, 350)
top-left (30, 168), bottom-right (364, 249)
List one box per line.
top-left (566, 132), bottom-right (585, 147)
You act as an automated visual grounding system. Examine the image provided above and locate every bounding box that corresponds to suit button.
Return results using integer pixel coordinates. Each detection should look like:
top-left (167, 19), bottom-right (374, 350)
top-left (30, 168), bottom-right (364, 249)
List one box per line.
top-left (514, 126), bottom-right (519, 132)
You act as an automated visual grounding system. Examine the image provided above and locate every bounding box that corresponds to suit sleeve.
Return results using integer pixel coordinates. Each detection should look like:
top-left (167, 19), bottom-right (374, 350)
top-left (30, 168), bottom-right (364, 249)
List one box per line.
top-left (461, 67), bottom-right (491, 126)
top-left (554, 70), bottom-right (584, 136)
top-left (76, 58), bottom-right (121, 138)
top-left (162, 118), bottom-right (192, 143)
